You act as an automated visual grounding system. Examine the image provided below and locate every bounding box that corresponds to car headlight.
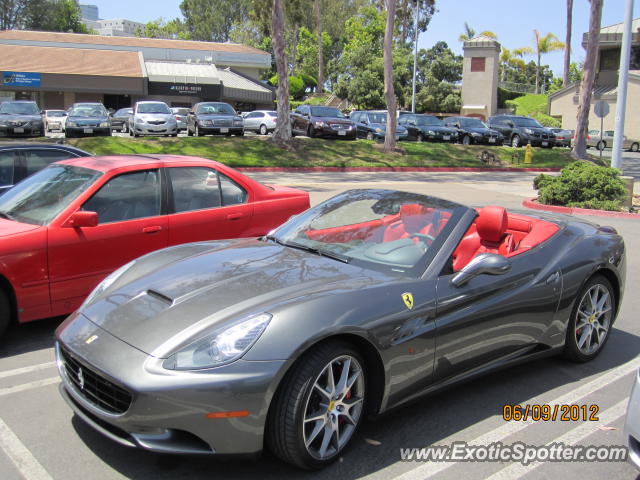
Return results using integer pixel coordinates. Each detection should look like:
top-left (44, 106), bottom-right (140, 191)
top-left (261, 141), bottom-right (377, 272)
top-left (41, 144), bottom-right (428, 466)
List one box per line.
top-left (99, 122), bottom-right (109, 128)
top-left (427, 130), bottom-right (436, 135)
top-left (0, 121), bottom-right (8, 127)
top-left (163, 313), bottom-right (272, 370)
top-left (80, 260), bottom-right (136, 310)
top-left (233, 119), bottom-right (243, 126)
top-left (471, 132), bottom-right (481, 136)
top-left (135, 118), bottom-right (145, 124)
top-left (67, 121), bottom-right (77, 127)
top-left (524, 128), bottom-right (534, 134)
top-left (375, 127), bottom-right (382, 133)
top-left (315, 121), bottom-right (325, 127)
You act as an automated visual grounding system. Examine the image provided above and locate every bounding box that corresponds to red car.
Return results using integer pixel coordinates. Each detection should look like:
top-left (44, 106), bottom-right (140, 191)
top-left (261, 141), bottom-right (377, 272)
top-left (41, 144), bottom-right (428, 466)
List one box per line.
top-left (0, 155), bottom-right (309, 335)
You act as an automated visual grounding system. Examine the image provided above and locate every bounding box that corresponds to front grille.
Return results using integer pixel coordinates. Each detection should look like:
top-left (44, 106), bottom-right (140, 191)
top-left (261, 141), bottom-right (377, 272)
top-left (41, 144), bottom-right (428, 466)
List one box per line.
top-left (330, 123), bottom-right (350, 130)
top-left (60, 345), bottom-right (132, 415)
top-left (213, 119), bottom-right (232, 126)
top-left (148, 120), bottom-right (165, 125)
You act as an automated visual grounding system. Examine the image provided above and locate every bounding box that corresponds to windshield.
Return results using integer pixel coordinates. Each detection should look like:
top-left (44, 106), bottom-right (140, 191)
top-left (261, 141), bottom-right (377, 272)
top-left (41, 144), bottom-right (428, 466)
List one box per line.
top-left (461, 118), bottom-right (487, 128)
top-left (47, 111), bottom-right (65, 117)
top-left (512, 117), bottom-right (543, 128)
top-left (0, 102), bottom-right (39, 115)
top-left (115, 108), bottom-right (133, 116)
top-left (269, 190), bottom-right (464, 276)
top-left (310, 107), bottom-right (343, 118)
top-left (415, 116), bottom-right (442, 126)
top-left (196, 103), bottom-right (235, 115)
top-left (137, 103), bottom-right (171, 114)
top-left (0, 165), bottom-right (101, 226)
top-left (69, 105), bottom-right (108, 117)
top-left (366, 113), bottom-right (387, 124)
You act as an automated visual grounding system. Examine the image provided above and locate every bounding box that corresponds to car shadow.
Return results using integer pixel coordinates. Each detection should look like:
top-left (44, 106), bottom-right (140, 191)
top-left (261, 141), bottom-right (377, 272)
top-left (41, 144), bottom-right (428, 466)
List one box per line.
top-left (69, 327), bottom-right (640, 480)
top-left (0, 316), bottom-right (64, 359)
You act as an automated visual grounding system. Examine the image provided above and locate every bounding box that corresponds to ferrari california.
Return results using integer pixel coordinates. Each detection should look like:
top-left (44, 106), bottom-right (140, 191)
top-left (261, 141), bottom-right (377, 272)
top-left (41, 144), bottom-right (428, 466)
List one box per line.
top-left (0, 155), bottom-right (309, 336)
top-left (55, 189), bottom-right (625, 469)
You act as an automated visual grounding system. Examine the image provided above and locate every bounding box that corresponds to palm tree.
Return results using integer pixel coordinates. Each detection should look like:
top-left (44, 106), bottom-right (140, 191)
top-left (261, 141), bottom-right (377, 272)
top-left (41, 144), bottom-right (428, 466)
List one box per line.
top-left (271, 0), bottom-right (292, 144)
top-left (533, 30), bottom-right (565, 93)
top-left (573, 0), bottom-right (603, 159)
top-left (563, 0), bottom-right (574, 86)
top-left (458, 21), bottom-right (497, 41)
top-left (499, 47), bottom-right (531, 82)
top-left (383, 0), bottom-right (397, 153)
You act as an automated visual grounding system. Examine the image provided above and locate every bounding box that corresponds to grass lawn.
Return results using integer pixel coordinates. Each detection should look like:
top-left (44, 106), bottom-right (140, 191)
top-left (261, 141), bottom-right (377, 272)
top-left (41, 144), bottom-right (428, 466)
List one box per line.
top-left (64, 136), bottom-right (575, 169)
top-left (506, 94), bottom-right (548, 116)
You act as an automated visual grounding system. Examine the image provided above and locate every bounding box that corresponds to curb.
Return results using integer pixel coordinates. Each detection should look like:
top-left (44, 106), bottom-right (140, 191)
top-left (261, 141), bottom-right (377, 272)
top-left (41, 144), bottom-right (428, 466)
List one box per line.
top-left (522, 198), bottom-right (639, 219)
top-left (236, 166), bottom-right (563, 173)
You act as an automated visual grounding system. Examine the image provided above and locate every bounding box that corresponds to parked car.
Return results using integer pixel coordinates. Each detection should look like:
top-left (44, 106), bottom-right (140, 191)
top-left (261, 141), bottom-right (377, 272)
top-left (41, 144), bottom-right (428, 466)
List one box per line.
top-left (398, 114), bottom-right (458, 143)
top-left (187, 102), bottom-right (244, 137)
top-left (171, 107), bottom-right (190, 133)
top-left (290, 105), bottom-right (356, 139)
top-left (584, 130), bottom-right (636, 151)
top-left (54, 189), bottom-right (625, 469)
top-left (350, 110), bottom-right (409, 141)
top-left (130, 101), bottom-right (178, 137)
top-left (0, 143), bottom-right (91, 195)
top-left (43, 110), bottom-right (68, 133)
top-left (65, 103), bottom-right (112, 138)
top-left (487, 115), bottom-right (555, 148)
top-left (548, 128), bottom-right (573, 148)
top-left (0, 154), bottom-right (309, 336)
top-left (0, 100), bottom-right (44, 138)
top-left (243, 110), bottom-right (277, 135)
top-left (625, 369), bottom-right (640, 471)
top-left (443, 116), bottom-right (504, 146)
top-left (110, 108), bottom-right (133, 133)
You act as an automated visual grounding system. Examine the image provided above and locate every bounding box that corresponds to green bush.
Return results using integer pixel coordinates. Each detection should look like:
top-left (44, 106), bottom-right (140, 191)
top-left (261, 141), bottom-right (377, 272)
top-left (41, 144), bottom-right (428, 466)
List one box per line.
top-left (497, 87), bottom-right (523, 109)
top-left (532, 112), bottom-right (561, 128)
top-left (534, 161), bottom-right (626, 211)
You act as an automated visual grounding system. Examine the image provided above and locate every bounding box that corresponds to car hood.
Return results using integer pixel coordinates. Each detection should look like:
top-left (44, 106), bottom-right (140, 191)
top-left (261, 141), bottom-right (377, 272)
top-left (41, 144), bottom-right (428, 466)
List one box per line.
top-left (81, 238), bottom-right (387, 356)
top-left (68, 116), bottom-right (108, 122)
top-left (0, 218), bottom-right (41, 237)
top-left (136, 113), bottom-right (173, 121)
top-left (0, 114), bottom-right (41, 122)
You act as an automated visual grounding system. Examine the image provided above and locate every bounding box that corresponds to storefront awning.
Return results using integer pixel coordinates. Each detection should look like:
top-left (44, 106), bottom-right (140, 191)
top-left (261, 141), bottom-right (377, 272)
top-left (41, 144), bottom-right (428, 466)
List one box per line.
top-left (218, 69), bottom-right (273, 104)
top-left (145, 61), bottom-right (220, 85)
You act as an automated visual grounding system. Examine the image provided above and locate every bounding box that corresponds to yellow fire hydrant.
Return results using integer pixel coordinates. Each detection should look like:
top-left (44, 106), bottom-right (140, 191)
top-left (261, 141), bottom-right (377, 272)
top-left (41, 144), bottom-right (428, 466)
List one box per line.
top-left (524, 143), bottom-right (533, 164)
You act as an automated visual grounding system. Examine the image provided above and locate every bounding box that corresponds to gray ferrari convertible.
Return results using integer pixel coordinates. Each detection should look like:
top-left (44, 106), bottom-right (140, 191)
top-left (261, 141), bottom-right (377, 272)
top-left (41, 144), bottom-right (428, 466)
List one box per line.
top-left (55, 189), bottom-right (626, 469)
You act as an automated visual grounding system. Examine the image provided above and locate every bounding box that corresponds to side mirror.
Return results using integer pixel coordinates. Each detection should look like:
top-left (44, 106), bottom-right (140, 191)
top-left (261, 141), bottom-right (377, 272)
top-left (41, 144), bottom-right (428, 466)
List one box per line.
top-left (451, 253), bottom-right (511, 288)
top-left (63, 211), bottom-right (98, 228)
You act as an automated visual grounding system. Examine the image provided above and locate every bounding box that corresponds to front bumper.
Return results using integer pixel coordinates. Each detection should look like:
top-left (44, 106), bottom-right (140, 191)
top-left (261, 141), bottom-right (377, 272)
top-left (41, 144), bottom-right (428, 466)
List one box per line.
top-left (66, 126), bottom-right (111, 137)
top-left (316, 125), bottom-right (357, 139)
top-left (198, 126), bottom-right (244, 135)
top-left (420, 132), bottom-right (458, 142)
top-left (134, 123), bottom-right (178, 135)
top-left (0, 125), bottom-right (42, 137)
top-left (625, 369), bottom-right (640, 470)
top-left (55, 313), bottom-right (284, 455)
top-left (372, 131), bottom-right (409, 141)
top-left (469, 134), bottom-right (502, 145)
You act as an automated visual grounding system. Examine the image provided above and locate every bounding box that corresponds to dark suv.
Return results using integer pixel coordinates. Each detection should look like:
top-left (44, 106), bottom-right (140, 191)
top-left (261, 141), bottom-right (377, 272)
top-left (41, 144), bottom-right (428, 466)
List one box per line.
top-left (487, 115), bottom-right (555, 148)
top-left (0, 101), bottom-right (44, 138)
top-left (290, 105), bottom-right (356, 139)
top-left (398, 114), bottom-right (458, 143)
top-left (443, 116), bottom-right (503, 146)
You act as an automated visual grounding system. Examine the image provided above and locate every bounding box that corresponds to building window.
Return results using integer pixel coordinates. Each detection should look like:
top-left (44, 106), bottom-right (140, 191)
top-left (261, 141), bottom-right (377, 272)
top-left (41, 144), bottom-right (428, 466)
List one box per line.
top-left (600, 48), bottom-right (620, 71)
top-left (470, 57), bottom-right (486, 72)
top-left (631, 45), bottom-right (640, 70)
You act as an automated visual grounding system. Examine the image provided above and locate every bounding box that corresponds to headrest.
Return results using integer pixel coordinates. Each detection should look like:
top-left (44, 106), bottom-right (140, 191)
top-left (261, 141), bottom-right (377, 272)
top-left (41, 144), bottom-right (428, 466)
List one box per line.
top-left (476, 206), bottom-right (507, 243)
top-left (399, 204), bottom-right (428, 233)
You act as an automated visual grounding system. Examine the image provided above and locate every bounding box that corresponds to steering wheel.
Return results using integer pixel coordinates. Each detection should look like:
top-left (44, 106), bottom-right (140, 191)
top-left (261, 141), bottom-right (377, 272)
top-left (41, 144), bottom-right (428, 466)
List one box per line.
top-left (410, 233), bottom-right (436, 246)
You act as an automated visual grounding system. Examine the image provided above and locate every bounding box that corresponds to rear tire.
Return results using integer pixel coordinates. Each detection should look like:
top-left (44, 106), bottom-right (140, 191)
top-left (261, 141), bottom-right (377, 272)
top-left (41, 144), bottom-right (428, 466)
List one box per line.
top-left (259, 124), bottom-right (268, 135)
top-left (563, 275), bottom-right (615, 363)
top-left (0, 290), bottom-right (10, 338)
top-left (597, 140), bottom-right (606, 151)
top-left (267, 341), bottom-right (366, 470)
top-left (631, 142), bottom-right (639, 152)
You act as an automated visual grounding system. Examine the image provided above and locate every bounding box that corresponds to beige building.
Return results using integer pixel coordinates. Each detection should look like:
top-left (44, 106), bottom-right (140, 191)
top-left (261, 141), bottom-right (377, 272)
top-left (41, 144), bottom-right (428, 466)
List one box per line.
top-left (549, 18), bottom-right (640, 140)
top-left (460, 36), bottom-right (501, 120)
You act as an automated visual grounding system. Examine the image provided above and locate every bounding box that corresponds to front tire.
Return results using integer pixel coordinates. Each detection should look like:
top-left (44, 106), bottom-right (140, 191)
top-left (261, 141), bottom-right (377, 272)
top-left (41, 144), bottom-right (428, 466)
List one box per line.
top-left (268, 341), bottom-right (366, 470)
top-left (416, 133), bottom-right (424, 143)
top-left (462, 135), bottom-right (471, 145)
top-left (563, 275), bottom-right (615, 362)
top-left (308, 125), bottom-right (316, 138)
top-left (511, 135), bottom-right (521, 148)
top-left (259, 124), bottom-right (268, 135)
top-left (366, 132), bottom-right (374, 141)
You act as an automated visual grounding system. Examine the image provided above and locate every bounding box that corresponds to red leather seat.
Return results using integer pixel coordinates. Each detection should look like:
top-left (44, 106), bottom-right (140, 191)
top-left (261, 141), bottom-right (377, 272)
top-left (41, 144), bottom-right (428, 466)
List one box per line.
top-left (452, 206), bottom-right (515, 271)
top-left (383, 204), bottom-right (435, 242)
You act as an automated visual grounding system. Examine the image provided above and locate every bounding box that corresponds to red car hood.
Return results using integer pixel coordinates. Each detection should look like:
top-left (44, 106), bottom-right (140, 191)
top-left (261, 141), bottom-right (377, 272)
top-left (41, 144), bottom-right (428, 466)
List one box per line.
top-left (0, 218), bottom-right (40, 238)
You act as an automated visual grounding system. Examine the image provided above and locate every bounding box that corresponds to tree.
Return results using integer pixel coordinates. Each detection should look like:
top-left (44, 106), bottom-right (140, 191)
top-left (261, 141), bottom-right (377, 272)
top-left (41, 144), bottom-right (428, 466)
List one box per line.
top-left (499, 47), bottom-right (530, 82)
top-left (563, 0), bottom-right (573, 86)
top-left (573, 0), bottom-right (602, 160)
top-left (396, 0), bottom-right (436, 46)
top-left (315, 0), bottom-right (324, 92)
top-left (0, 0), bottom-right (26, 30)
top-left (180, 0), bottom-right (249, 41)
top-left (135, 18), bottom-right (190, 39)
top-left (414, 42), bottom-right (463, 113)
top-left (458, 21), bottom-right (497, 41)
top-left (568, 61), bottom-right (584, 84)
top-left (271, 0), bottom-right (292, 145)
top-left (532, 30), bottom-right (565, 93)
top-left (383, 0), bottom-right (397, 153)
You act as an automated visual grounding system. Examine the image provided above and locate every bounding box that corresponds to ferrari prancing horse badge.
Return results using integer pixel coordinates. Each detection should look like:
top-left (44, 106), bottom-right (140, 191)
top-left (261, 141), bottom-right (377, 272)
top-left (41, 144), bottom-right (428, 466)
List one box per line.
top-left (402, 292), bottom-right (414, 310)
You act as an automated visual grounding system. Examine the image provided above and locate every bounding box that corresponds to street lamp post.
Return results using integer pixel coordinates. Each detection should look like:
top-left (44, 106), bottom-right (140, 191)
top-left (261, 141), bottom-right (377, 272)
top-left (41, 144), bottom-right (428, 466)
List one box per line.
top-left (411, 1), bottom-right (419, 113)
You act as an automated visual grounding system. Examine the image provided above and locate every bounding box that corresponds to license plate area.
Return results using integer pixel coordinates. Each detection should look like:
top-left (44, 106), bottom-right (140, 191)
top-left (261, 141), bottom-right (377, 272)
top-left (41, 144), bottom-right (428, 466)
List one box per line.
top-left (220, 128), bottom-right (229, 133)
top-left (13, 127), bottom-right (24, 133)
top-left (84, 128), bottom-right (94, 134)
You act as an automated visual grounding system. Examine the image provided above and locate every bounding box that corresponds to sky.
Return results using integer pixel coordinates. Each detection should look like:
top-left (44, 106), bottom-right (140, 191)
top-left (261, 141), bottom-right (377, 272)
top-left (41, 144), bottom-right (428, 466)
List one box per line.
top-left (87, 0), bottom-right (634, 76)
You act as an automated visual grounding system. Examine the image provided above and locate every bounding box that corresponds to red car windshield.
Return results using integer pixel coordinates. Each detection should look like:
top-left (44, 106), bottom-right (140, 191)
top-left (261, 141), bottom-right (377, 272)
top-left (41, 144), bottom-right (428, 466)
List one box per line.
top-left (0, 165), bottom-right (101, 226)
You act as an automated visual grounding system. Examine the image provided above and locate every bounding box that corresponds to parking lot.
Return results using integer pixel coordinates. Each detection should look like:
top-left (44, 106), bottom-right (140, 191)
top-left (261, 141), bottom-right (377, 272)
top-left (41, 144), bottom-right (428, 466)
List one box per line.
top-left (1, 166), bottom-right (639, 480)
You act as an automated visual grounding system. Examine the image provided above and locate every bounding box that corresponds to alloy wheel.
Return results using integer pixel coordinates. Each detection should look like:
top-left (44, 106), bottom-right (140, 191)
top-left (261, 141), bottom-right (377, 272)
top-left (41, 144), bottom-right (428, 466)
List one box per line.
top-left (260, 124), bottom-right (268, 135)
top-left (511, 135), bottom-right (520, 148)
top-left (302, 355), bottom-right (365, 460)
top-left (574, 283), bottom-right (612, 356)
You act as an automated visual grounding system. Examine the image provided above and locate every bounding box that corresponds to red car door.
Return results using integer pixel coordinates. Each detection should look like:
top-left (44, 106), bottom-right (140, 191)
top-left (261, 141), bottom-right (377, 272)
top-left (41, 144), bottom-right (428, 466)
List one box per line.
top-left (166, 166), bottom-right (253, 245)
top-left (47, 169), bottom-right (168, 315)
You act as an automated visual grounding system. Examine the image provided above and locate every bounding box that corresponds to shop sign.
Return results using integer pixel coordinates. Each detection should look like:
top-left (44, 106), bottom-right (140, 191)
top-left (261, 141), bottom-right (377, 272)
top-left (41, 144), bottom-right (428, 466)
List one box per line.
top-left (2, 71), bottom-right (41, 87)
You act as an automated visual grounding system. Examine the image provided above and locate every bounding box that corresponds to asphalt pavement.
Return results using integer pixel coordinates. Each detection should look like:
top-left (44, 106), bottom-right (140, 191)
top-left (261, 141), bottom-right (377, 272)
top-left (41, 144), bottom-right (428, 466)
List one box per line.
top-left (0, 150), bottom-right (639, 480)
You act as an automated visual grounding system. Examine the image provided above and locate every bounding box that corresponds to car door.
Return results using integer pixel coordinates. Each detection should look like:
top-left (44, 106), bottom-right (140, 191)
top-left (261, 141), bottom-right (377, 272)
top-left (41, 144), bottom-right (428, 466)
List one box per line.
top-left (47, 169), bottom-right (168, 314)
top-left (246, 112), bottom-right (262, 131)
top-left (166, 166), bottom-right (254, 246)
top-left (433, 249), bottom-right (562, 382)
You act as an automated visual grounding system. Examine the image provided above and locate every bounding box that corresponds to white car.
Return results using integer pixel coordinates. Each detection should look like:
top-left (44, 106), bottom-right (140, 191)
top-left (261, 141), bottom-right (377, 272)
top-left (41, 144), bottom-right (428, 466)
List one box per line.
top-left (129, 101), bottom-right (178, 137)
top-left (625, 369), bottom-right (640, 470)
top-left (44, 110), bottom-right (67, 132)
top-left (242, 110), bottom-right (277, 135)
top-left (584, 130), bottom-right (638, 151)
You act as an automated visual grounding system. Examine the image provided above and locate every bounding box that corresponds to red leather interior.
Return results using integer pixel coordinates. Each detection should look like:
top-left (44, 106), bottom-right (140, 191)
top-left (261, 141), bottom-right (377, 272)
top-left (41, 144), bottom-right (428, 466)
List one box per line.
top-left (383, 204), bottom-right (434, 242)
top-left (305, 213), bottom-right (399, 243)
top-left (452, 207), bottom-right (559, 271)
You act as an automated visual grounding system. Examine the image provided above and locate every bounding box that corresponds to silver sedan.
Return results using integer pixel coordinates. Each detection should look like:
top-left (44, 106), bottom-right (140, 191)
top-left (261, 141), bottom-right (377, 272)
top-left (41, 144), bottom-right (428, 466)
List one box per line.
top-left (242, 110), bottom-right (277, 135)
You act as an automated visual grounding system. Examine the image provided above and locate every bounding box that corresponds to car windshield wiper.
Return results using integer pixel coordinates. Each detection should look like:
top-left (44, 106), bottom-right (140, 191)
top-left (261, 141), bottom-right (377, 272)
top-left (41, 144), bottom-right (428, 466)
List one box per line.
top-left (266, 236), bottom-right (350, 263)
top-left (0, 211), bottom-right (16, 221)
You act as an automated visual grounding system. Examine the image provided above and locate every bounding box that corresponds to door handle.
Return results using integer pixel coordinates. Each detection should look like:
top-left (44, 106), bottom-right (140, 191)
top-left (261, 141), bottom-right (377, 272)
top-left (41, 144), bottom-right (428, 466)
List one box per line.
top-left (546, 271), bottom-right (560, 285)
top-left (143, 225), bottom-right (162, 234)
top-left (227, 213), bottom-right (243, 221)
